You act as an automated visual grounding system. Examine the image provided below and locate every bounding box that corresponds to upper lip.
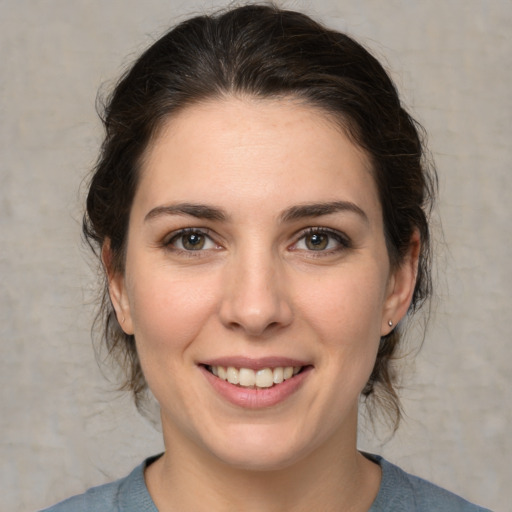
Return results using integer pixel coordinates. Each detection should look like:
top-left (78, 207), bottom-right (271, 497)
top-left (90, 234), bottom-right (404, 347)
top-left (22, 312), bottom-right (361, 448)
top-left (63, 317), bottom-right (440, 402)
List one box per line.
top-left (200, 356), bottom-right (311, 371)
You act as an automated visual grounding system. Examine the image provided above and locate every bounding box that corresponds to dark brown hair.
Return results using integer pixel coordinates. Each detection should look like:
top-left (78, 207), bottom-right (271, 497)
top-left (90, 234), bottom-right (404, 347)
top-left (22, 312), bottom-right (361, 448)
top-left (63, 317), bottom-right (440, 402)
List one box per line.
top-left (84, 3), bottom-right (436, 428)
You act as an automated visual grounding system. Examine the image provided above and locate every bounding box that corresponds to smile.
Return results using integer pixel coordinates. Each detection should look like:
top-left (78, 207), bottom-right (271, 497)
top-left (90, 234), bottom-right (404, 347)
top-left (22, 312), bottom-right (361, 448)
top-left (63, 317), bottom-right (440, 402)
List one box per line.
top-left (207, 365), bottom-right (302, 389)
top-left (200, 358), bottom-right (312, 408)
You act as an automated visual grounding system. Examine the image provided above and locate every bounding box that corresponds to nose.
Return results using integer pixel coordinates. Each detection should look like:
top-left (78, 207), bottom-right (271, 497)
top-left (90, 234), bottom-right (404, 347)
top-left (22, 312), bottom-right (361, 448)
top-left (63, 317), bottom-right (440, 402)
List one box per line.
top-left (218, 247), bottom-right (293, 337)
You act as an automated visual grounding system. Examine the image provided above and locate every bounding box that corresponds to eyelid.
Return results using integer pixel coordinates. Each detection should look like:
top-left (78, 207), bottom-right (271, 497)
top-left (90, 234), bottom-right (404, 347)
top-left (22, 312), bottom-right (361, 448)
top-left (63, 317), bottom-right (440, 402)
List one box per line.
top-left (161, 226), bottom-right (350, 256)
top-left (290, 227), bottom-right (352, 252)
top-left (163, 227), bottom-right (221, 254)
top-left (164, 226), bottom-right (210, 242)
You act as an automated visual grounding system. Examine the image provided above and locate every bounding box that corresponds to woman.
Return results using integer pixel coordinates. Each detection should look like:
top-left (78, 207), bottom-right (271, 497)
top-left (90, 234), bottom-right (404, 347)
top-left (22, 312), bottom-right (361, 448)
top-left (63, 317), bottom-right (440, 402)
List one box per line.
top-left (43, 4), bottom-right (490, 511)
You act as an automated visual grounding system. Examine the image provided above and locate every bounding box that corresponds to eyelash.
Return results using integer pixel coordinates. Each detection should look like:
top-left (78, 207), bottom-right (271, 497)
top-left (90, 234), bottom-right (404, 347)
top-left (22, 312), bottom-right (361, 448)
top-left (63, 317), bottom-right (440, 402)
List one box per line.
top-left (291, 227), bottom-right (351, 255)
top-left (163, 228), bottom-right (219, 257)
top-left (163, 226), bottom-right (351, 258)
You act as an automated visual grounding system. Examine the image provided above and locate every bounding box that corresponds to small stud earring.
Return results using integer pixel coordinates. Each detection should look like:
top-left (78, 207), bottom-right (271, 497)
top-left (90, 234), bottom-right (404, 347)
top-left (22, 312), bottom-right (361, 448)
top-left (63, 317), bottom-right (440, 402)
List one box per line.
top-left (388, 320), bottom-right (393, 327)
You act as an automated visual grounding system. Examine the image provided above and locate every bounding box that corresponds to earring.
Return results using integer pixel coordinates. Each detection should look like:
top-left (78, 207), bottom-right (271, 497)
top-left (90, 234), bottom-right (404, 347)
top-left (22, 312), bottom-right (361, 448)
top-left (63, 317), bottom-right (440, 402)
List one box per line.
top-left (388, 320), bottom-right (393, 327)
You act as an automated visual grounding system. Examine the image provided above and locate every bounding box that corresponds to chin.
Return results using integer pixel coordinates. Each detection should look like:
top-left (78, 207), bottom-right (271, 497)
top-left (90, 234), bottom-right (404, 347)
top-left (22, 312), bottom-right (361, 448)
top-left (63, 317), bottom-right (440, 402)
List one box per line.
top-left (215, 445), bottom-right (304, 472)
top-left (203, 424), bottom-right (317, 472)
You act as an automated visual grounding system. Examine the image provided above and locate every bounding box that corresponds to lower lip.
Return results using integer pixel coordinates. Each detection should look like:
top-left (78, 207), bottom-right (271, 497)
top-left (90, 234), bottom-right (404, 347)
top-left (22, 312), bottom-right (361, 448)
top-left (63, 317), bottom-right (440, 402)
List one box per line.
top-left (200, 366), bottom-right (312, 409)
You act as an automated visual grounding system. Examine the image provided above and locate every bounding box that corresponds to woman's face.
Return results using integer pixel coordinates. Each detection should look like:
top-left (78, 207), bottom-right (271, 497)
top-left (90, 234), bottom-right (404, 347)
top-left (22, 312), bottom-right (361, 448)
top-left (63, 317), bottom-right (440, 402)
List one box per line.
top-left (110, 97), bottom-right (416, 470)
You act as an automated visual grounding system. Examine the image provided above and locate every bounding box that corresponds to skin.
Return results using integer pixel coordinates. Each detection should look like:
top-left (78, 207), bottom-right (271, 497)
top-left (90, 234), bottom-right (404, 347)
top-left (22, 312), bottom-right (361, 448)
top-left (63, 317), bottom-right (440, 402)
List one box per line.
top-left (106, 97), bottom-right (419, 511)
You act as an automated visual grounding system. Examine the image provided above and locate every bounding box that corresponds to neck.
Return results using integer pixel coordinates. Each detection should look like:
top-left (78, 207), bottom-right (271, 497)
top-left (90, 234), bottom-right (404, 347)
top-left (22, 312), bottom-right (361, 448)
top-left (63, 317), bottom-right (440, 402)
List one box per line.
top-left (145, 415), bottom-right (381, 512)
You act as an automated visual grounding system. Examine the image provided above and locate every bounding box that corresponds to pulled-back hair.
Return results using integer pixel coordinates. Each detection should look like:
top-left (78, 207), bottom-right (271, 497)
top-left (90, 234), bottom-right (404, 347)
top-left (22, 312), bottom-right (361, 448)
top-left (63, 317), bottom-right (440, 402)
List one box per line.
top-left (84, 3), bottom-right (436, 429)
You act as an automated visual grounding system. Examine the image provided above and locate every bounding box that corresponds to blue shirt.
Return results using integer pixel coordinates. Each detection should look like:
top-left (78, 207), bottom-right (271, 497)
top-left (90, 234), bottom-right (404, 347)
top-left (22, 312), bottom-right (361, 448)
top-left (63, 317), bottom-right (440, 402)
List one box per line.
top-left (41, 454), bottom-right (492, 511)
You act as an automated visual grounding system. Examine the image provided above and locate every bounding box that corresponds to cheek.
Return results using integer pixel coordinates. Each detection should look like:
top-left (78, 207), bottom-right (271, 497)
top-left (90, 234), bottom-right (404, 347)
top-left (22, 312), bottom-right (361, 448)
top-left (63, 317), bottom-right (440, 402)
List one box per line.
top-left (297, 266), bottom-right (388, 344)
top-left (127, 269), bottom-right (219, 359)
top-left (294, 262), bottom-right (388, 397)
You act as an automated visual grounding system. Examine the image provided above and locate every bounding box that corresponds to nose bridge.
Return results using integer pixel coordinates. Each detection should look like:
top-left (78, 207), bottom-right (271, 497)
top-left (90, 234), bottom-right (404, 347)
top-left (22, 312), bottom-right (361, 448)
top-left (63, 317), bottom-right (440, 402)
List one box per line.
top-left (219, 241), bottom-right (292, 336)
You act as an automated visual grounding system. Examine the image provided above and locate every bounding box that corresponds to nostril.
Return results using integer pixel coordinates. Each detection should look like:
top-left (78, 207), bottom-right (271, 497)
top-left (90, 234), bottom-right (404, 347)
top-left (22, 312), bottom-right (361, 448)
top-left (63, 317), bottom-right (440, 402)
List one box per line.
top-left (225, 319), bottom-right (283, 338)
top-left (218, 276), bottom-right (294, 336)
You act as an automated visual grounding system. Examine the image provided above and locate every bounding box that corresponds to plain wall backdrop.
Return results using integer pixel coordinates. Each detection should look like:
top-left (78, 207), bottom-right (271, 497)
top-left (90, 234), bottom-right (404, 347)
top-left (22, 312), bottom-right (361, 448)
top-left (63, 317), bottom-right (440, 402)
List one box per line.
top-left (1, 1), bottom-right (510, 511)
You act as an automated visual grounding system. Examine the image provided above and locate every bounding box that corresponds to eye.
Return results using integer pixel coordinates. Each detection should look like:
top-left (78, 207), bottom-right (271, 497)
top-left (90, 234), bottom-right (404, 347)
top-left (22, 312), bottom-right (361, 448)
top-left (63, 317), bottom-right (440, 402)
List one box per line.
top-left (293, 228), bottom-right (350, 253)
top-left (166, 229), bottom-right (218, 251)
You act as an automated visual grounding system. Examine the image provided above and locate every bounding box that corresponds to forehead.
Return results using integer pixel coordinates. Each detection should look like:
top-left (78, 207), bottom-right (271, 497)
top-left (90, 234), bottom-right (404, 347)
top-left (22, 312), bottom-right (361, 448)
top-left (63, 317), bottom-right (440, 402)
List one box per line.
top-left (135, 97), bottom-right (380, 219)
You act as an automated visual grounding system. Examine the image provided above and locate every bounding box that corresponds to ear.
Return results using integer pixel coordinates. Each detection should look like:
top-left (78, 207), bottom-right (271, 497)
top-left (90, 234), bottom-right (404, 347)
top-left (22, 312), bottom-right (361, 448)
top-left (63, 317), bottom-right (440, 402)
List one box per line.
top-left (102, 240), bottom-right (134, 335)
top-left (381, 230), bottom-right (421, 336)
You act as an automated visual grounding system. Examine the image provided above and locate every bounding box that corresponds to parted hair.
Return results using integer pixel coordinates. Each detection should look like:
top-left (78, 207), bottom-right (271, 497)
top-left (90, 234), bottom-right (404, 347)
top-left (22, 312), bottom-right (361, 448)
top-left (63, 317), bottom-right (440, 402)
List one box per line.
top-left (84, 3), bottom-right (437, 429)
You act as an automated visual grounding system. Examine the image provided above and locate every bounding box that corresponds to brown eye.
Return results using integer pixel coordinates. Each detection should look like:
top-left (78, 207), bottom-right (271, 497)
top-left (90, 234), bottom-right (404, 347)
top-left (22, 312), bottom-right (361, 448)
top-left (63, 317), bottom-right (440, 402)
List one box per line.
top-left (305, 232), bottom-right (329, 250)
top-left (167, 229), bottom-right (217, 252)
top-left (181, 232), bottom-right (206, 250)
top-left (293, 228), bottom-right (350, 254)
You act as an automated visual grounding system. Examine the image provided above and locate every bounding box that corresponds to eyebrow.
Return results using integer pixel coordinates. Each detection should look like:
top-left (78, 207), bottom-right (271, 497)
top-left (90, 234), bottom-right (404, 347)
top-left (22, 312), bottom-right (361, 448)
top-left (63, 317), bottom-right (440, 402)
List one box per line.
top-left (144, 200), bottom-right (368, 224)
top-left (280, 201), bottom-right (369, 224)
top-left (145, 203), bottom-right (228, 222)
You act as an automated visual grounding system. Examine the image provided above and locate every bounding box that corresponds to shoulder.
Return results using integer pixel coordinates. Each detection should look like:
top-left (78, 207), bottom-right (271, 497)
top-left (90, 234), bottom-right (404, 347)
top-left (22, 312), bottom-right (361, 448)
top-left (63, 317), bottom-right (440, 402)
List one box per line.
top-left (367, 454), bottom-right (493, 512)
top-left (39, 457), bottom-right (158, 512)
top-left (39, 478), bottom-right (122, 512)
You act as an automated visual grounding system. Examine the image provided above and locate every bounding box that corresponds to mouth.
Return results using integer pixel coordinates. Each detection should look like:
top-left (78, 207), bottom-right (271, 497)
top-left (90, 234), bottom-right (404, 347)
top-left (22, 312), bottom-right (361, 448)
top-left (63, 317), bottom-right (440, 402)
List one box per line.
top-left (204, 364), bottom-right (307, 389)
top-left (199, 359), bottom-right (312, 408)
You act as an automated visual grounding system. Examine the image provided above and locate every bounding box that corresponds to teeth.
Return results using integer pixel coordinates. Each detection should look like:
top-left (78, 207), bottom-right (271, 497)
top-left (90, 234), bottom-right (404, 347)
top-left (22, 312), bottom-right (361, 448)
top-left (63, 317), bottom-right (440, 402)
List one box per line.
top-left (273, 367), bottom-right (284, 384)
top-left (239, 368), bottom-right (255, 387)
top-left (255, 368), bottom-right (273, 388)
top-left (209, 365), bottom-right (302, 388)
top-left (226, 366), bottom-right (239, 385)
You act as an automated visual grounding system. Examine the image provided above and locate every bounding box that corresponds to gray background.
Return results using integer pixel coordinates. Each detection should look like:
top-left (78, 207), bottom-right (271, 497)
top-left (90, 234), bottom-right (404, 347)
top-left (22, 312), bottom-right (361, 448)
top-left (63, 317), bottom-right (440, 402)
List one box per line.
top-left (1, 1), bottom-right (510, 511)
